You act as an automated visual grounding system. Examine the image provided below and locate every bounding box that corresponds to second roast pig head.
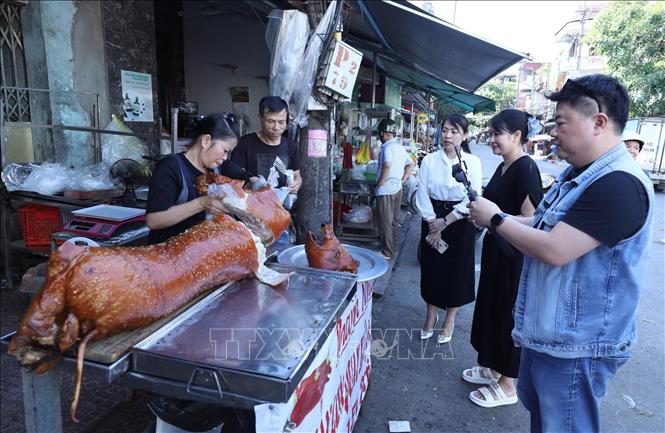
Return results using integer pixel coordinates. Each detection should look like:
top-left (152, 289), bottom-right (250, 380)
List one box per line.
top-left (305, 223), bottom-right (359, 274)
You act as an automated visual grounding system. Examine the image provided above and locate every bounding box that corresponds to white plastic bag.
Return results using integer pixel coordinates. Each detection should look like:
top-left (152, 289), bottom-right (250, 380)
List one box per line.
top-left (290, 1), bottom-right (338, 127)
top-left (266, 9), bottom-right (310, 103)
top-left (101, 115), bottom-right (148, 166)
top-left (20, 163), bottom-right (73, 195)
top-left (342, 204), bottom-right (373, 224)
top-left (72, 163), bottom-right (115, 191)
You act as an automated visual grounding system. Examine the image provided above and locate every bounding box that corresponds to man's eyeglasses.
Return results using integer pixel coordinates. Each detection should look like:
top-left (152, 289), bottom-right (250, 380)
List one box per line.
top-left (560, 79), bottom-right (603, 113)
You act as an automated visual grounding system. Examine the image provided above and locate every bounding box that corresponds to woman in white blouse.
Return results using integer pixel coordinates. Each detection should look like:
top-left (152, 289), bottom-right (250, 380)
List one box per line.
top-left (415, 114), bottom-right (482, 344)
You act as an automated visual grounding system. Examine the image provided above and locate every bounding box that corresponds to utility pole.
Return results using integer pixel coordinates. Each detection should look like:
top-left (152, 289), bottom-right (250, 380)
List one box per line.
top-left (294, 2), bottom-right (339, 243)
top-left (515, 62), bottom-right (522, 109)
top-left (576, 1), bottom-right (588, 75)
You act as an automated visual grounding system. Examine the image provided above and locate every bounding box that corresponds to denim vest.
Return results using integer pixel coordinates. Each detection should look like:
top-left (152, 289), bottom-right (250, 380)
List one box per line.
top-left (512, 144), bottom-right (654, 358)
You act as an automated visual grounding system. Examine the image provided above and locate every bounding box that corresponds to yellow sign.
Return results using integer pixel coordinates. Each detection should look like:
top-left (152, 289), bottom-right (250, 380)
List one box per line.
top-left (417, 113), bottom-right (428, 124)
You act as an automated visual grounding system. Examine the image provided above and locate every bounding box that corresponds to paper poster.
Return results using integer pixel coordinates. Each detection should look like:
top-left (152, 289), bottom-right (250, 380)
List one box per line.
top-left (308, 129), bottom-right (327, 158)
top-left (121, 70), bottom-right (153, 122)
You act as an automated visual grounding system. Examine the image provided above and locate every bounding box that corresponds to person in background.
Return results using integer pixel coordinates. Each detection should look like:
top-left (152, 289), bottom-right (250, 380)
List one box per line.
top-left (375, 118), bottom-right (414, 260)
top-left (231, 96), bottom-right (302, 193)
top-left (622, 131), bottom-right (645, 160)
top-left (468, 74), bottom-right (653, 433)
top-left (415, 114), bottom-right (482, 345)
top-left (146, 114), bottom-right (238, 245)
top-left (464, 109), bottom-right (543, 408)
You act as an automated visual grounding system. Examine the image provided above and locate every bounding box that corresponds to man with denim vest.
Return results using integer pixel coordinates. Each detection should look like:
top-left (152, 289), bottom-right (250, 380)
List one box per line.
top-left (468, 74), bottom-right (654, 433)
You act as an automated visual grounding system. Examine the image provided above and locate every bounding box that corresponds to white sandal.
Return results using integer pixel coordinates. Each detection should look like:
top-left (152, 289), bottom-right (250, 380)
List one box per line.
top-left (462, 366), bottom-right (499, 384)
top-left (469, 383), bottom-right (518, 408)
top-left (420, 314), bottom-right (439, 340)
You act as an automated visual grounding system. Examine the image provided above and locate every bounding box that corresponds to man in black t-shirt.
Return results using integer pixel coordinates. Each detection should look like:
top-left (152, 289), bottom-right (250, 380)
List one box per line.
top-left (231, 96), bottom-right (302, 192)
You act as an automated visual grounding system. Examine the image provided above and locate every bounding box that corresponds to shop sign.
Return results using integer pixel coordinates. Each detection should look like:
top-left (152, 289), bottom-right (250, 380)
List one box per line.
top-left (384, 77), bottom-right (401, 110)
top-left (255, 280), bottom-right (374, 433)
top-left (121, 70), bottom-right (154, 122)
top-left (322, 40), bottom-right (363, 100)
top-left (417, 113), bottom-right (428, 124)
top-left (307, 129), bottom-right (328, 158)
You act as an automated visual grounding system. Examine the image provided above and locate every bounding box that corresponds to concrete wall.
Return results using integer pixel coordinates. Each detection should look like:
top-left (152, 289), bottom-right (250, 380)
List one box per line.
top-left (182, 1), bottom-right (271, 134)
top-left (19, 1), bottom-right (111, 166)
top-left (101, 0), bottom-right (159, 146)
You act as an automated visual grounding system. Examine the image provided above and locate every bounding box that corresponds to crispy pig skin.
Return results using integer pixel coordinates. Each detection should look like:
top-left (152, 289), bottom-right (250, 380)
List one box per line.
top-left (196, 173), bottom-right (291, 244)
top-left (8, 217), bottom-right (258, 364)
top-left (305, 223), bottom-right (359, 274)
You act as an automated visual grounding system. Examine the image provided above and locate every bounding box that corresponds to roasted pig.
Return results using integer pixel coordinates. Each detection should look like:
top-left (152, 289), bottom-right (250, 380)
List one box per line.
top-left (305, 223), bottom-right (359, 274)
top-left (196, 173), bottom-right (290, 245)
top-left (9, 177), bottom-right (293, 421)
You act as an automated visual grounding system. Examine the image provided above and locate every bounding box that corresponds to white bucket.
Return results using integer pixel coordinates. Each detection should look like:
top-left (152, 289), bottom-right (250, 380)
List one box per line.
top-left (155, 416), bottom-right (223, 433)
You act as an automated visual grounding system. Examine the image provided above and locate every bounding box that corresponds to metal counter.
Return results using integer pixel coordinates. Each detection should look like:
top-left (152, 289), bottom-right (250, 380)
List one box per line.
top-left (1, 264), bottom-right (357, 412)
top-left (131, 264), bottom-right (356, 405)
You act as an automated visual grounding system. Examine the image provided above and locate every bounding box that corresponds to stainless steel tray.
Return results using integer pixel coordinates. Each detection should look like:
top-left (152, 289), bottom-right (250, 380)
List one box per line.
top-left (276, 244), bottom-right (389, 282)
top-left (131, 264), bottom-right (357, 403)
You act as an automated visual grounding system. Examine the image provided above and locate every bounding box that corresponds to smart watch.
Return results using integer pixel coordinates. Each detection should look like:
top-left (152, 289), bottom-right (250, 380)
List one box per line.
top-left (490, 212), bottom-right (508, 231)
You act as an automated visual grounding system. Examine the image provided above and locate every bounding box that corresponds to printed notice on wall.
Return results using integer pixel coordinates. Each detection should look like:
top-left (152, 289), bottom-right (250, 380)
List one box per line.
top-left (307, 129), bottom-right (327, 158)
top-left (121, 70), bottom-right (153, 122)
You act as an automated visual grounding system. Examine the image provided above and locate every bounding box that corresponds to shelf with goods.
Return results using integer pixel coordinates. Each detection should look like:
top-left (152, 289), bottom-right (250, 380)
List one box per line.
top-left (0, 86), bottom-right (179, 289)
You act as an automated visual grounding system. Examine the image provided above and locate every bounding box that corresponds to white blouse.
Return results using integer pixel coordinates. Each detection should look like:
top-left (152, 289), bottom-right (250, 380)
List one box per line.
top-left (415, 149), bottom-right (483, 221)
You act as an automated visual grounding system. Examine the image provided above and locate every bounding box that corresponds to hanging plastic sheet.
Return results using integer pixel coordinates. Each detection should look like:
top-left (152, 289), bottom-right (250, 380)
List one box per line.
top-left (265, 10), bottom-right (310, 104)
top-left (290, 1), bottom-right (338, 127)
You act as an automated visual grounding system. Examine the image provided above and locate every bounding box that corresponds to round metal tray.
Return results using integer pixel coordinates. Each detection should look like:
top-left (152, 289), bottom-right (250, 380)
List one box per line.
top-left (277, 244), bottom-right (389, 283)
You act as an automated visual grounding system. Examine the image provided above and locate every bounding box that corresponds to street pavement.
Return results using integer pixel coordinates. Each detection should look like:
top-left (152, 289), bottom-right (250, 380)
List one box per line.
top-left (1, 143), bottom-right (663, 433)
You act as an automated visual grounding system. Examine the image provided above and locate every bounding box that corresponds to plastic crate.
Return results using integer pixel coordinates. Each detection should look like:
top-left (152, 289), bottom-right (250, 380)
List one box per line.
top-left (17, 204), bottom-right (62, 247)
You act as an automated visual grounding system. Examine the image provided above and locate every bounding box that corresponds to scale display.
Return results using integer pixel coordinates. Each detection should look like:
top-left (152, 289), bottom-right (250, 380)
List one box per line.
top-left (63, 215), bottom-right (146, 239)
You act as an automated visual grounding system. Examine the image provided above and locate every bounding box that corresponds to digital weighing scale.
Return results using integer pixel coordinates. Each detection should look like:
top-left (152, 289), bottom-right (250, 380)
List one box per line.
top-left (63, 205), bottom-right (146, 239)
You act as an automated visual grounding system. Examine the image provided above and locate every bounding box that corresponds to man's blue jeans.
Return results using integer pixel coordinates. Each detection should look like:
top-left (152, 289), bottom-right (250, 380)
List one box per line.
top-left (518, 348), bottom-right (629, 433)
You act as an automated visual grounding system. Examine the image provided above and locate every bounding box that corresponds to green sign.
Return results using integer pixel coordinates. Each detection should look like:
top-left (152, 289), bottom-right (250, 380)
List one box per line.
top-left (384, 77), bottom-right (401, 109)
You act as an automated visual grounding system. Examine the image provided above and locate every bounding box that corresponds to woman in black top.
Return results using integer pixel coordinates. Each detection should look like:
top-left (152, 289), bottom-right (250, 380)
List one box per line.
top-left (146, 114), bottom-right (239, 244)
top-left (464, 110), bottom-right (544, 408)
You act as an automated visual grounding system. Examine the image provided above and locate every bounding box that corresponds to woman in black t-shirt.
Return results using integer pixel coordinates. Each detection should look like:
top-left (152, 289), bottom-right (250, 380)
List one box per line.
top-left (146, 114), bottom-right (238, 244)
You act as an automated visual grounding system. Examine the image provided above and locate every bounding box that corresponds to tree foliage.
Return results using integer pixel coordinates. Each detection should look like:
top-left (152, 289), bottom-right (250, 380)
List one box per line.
top-left (585, 1), bottom-right (665, 117)
top-left (477, 81), bottom-right (517, 112)
top-left (466, 81), bottom-right (516, 133)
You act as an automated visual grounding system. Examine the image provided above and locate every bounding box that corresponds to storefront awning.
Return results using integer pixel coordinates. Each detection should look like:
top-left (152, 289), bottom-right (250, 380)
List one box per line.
top-left (347, 0), bottom-right (528, 92)
top-left (377, 56), bottom-right (496, 113)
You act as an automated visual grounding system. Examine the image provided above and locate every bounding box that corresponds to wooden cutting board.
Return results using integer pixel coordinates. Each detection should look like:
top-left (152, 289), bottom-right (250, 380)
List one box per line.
top-left (84, 282), bottom-right (233, 364)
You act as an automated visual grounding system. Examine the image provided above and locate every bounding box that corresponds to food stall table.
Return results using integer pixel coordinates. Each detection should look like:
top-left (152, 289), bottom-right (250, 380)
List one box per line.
top-left (1, 260), bottom-right (384, 433)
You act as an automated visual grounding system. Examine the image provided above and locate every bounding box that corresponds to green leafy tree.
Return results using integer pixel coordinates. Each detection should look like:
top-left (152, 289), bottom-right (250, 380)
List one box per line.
top-left (586, 1), bottom-right (665, 116)
top-left (477, 81), bottom-right (517, 112)
top-left (465, 81), bottom-right (516, 133)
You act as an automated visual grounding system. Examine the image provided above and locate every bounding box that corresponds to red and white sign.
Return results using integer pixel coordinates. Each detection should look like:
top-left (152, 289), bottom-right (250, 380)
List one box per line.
top-left (322, 40), bottom-right (363, 100)
top-left (255, 280), bottom-right (374, 433)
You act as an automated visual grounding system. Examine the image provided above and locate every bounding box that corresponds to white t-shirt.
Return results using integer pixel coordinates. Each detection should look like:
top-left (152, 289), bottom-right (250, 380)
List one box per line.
top-left (415, 149), bottom-right (482, 221)
top-left (376, 138), bottom-right (413, 196)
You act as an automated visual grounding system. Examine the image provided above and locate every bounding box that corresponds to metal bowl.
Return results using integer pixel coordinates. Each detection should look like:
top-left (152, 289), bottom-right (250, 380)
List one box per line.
top-left (276, 244), bottom-right (389, 283)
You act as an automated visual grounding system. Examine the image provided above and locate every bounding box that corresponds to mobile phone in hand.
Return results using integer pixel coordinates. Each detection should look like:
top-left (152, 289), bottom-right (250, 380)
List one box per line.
top-left (435, 239), bottom-right (449, 254)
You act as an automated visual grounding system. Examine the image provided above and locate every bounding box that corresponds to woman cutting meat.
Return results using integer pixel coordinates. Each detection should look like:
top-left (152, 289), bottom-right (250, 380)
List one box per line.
top-left (146, 113), bottom-right (248, 244)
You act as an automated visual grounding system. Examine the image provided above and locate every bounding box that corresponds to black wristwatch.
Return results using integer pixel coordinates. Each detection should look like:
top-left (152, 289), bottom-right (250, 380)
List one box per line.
top-left (490, 212), bottom-right (508, 231)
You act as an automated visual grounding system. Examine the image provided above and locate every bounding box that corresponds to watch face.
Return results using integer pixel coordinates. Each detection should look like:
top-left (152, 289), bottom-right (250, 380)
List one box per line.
top-left (491, 213), bottom-right (504, 228)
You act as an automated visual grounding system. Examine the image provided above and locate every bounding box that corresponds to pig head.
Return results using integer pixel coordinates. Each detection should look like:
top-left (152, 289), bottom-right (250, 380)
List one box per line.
top-left (305, 224), bottom-right (359, 274)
